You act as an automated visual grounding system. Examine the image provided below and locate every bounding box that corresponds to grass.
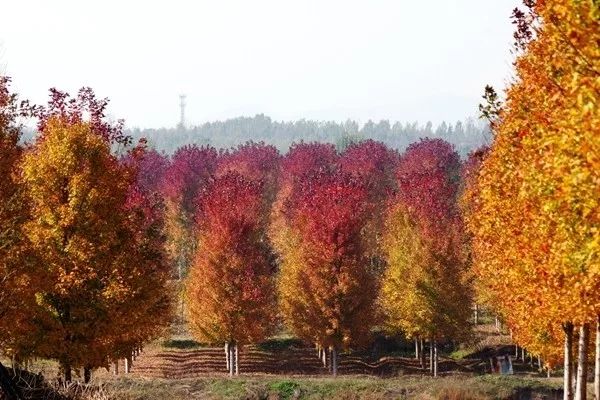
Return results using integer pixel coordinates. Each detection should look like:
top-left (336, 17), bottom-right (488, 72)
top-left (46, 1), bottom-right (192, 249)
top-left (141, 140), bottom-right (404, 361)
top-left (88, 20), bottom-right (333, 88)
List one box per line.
top-left (98, 375), bottom-right (563, 400)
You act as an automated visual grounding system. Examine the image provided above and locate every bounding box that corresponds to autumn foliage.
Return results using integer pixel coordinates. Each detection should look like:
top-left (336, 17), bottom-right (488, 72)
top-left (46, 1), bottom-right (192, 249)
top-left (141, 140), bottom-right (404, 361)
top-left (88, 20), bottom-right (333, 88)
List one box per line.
top-left (380, 139), bottom-right (472, 375)
top-left (187, 172), bottom-right (277, 342)
top-left (1, 1), bottom-right (596, 385)
top-left (464, 0), bottom-right (599, 397)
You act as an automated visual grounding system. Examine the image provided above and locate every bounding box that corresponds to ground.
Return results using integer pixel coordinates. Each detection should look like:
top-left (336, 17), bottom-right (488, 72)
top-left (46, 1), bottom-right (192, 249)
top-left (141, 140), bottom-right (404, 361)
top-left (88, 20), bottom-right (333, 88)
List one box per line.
top-left (2, 322), bottom-right (572, 399)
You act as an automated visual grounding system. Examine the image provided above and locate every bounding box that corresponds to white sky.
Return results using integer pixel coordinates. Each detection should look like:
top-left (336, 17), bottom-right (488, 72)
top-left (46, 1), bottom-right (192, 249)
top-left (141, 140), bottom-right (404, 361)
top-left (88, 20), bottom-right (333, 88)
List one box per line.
top-left (1, 1), bottom-right (518, 129)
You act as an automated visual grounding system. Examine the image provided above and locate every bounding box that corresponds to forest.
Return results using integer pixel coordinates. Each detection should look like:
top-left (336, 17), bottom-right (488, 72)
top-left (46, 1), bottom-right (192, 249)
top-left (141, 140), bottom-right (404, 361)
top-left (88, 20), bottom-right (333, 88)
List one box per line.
top-left (124, 115), bottom-right (491, 157)
top-left (0, 0), bottom-right (598, 400)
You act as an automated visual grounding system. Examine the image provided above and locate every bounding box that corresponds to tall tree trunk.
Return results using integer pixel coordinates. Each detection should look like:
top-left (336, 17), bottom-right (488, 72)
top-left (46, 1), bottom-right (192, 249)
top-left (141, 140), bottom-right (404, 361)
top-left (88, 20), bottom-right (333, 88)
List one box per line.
top-left (521, 347), bottom-right (525, 362)
top-left (595, 316), bottom-right (600, 400)
top-left (433, 338), bottom-right (438, 377)
top-left (125, 354), bottom-right (132, 374)
top-left (515, 344), bottom-right (519, 359)
top-left (228, 342), bottom-right (234, 376)
top-left (575, 324), bottom-right (590, 400)
top-left (321, 347), bottom-right (327, 368)
top-left (235, 343), bottom-right (239, 376)
top-left (113, 360), bottom-right (119, 376)
top-left (429, 337), bottom-right (434, 374)
top-left (415, 337), bottom-right (420, 359)
top-left (420, 338), bottom-right (426, 369)
top-left (225, 343), bottom-right (230, 371)
top-left (332, 346), bottom-right (338, 377)
top-left (474, 304), bottom-right (479, 325)
top-left (83, 366), bottom-right (91, 384)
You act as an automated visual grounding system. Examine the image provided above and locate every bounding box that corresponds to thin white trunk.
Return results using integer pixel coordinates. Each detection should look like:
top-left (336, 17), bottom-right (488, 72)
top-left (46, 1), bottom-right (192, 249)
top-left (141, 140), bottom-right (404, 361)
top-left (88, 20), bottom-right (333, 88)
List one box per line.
top-left (474, 304), bottom-right (479, 325)
top-left (322, 347), bottom-right (327, 367)
top-left (415, 337), bottom-right (420, 359)
top-left (125, 355), bottom-right (132, 374)
top-left (521, 347), bottom-right (525, 362)
top-left (595, 316), bottom-right (600, 400)
top-left (433, 338), bottom-right (438, 378)
top-left (225, 343), bottom-right (230, 371)
top-left (515, 344), bottom-right (519, 359)
top-left (575, 324), bottom-right (590, 400)
top-left (228, 343), bottom-right (234, 377)
top-left (113, 361), bottom-right (119, 375)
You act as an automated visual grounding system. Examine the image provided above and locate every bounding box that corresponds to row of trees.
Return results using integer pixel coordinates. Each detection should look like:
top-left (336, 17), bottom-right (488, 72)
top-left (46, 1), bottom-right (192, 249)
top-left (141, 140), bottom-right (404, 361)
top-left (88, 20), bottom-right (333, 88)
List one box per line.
top-left (465, 1), bottom-right (598, 400)
top-left (2, 79), bottom-right (475, 380)
top-left (0, 80), bottom-right (172, 382)
top-left (156, 138), bottom-right (474, 376)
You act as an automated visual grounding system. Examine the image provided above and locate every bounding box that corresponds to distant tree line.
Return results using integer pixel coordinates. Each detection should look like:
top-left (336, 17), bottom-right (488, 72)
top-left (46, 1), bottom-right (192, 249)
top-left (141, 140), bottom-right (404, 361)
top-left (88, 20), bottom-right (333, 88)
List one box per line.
top-left (124, 114), bottom-right (491, 157)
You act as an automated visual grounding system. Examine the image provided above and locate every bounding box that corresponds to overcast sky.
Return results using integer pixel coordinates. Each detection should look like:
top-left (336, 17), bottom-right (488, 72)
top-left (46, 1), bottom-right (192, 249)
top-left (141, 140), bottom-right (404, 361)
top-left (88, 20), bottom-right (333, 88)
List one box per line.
top-left (1, 1), bottom-right (518, 129)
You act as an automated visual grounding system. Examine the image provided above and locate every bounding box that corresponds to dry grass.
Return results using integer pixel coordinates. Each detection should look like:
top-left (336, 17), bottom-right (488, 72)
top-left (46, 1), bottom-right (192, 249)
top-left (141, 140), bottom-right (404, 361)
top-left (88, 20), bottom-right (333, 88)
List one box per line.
top-left (92, 375), bottom-right (562, 400)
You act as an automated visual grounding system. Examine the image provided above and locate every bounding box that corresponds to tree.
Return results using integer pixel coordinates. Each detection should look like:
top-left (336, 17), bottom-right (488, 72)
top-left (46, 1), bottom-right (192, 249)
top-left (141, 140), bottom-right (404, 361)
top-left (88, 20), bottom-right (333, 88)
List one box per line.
top-left (380, 139), bottom-right (472, 377)
top-left (20, 87), bottom-right (170, 382)
top-left (102, 146), bottom-right (173, 379)
top-left (466, 1), bottom-right (599, 398)
top-left (129, 147), bottom-right (170, 194)
top-left (270, 142), bottom-right (338, 259)
top-left (339, 140), bottom-right (398, 261)
top-left (278, 171), bottom-right (378, 376)
top-left (162, 145), bottom-right (218, 282)
top-left (459, 147), bottom-right (488, 325)
top-left (217, 141), bottom-right (281, 208)
top-left (0, 77), bottom-right (37, 363)
top-left (186, 172), bottom-right (277, 375)
top-left (21, 116), bottom-right (133, 381)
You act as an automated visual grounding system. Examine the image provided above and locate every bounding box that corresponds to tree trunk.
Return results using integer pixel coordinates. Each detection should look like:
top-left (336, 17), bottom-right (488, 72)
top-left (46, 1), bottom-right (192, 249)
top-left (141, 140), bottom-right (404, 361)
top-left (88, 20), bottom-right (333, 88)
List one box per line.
top-left (521, 347), bottom-right (525, 362)
top-left (322, 347), bottom-right (327, 368)
top-left (595, 316), bottom-right (600, 400)
top-left (125, 354), bottom-right (132, 374)
top-left (331, 346), bottom-right (338, 377)
top-left (575, 323), bottom-right (590, 400)
top-left (228, 342), bottom-right (234, 376)
top-left (113, 361), bottom-right (119, 376)
top-left (495, 315), bottom-right (500, 332)
top-left (415, 337), bottom-right (420, 359)
top-left (420, 338), bottom-right (426, 369)
top-left (474, 304), bottom-right (479, 325)
top-left (515, 344), bottom-right (519, 359)
top-left (429, 338), bottom-right (434, 374)
top-left (225, 343), bottom-right (230, 371)
top-left (235, 343), bottom-right (239, 376)
top-left (83, 366), bottom-right (91, 384)
top-left (433, 338), bottom-right (438, 378)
